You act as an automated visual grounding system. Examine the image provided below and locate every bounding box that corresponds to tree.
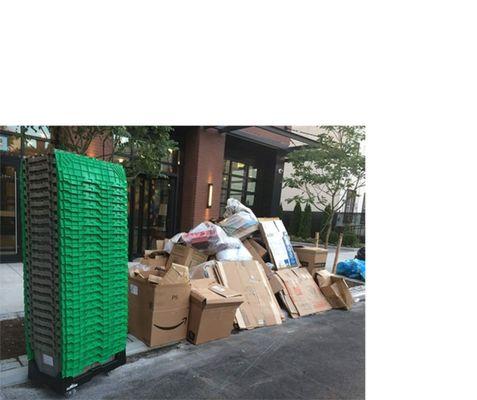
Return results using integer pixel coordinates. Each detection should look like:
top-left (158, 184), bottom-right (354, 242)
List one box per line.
top-left (112, 126), bottom-right (176, 180)
top-left (290, 202), bottom-right (302, 236)
top-left (22, 126), bottom-right (176, 180)
top-left (284, 126), bottom-right (365, 247)
top-left (299, 203), bottom-right (312, 239)
top-left (320, 204), bottom-right (333, 239)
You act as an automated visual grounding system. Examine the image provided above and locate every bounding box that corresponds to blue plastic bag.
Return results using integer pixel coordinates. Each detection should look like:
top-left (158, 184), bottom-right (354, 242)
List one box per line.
top-left (336, 258), bottom-right (365, 281)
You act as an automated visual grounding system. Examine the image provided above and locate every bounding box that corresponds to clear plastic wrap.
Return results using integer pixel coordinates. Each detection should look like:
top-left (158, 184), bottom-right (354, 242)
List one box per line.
top-left (182, 222), bottom-right (236, 255)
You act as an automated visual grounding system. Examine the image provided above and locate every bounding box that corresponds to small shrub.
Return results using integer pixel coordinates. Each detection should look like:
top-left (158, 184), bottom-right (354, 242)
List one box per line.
top-left (290, 202), bottom-right (302, 236)
top-left (342, 231), bottom-right (359, 247)
top-left (328, 231), bottom-right (339, 244)
top-left (298, 204), bottom-right (312, 238)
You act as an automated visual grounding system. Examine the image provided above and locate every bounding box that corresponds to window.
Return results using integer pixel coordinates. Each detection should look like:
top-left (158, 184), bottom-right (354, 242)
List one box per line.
top-left (220, 159), bottom-right (258, 215)
top-left (0, 126), bottom-right (53, 156)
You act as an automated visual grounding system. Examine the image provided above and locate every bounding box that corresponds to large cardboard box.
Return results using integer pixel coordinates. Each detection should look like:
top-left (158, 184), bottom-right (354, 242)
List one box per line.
top-left (258, 218), bottom-right (300, 269)
top-left (187, 279), bottom-right (244, 345)
top-left (214, 260), bottom-right (282, 329)
top-left (128, 267), bottom-right (191, 347)
top-left (294, 246), bottom-right (328, 272)
top-left (314, 270), bottom-right (354, 310)
top-left (274, 268), bottom-right (331, 317)
top-left (166, 244), bottom-right (208, 269)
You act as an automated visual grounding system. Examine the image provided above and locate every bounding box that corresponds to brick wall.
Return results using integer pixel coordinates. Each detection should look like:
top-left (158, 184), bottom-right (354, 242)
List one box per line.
top-left (180, 127), bottom-right (225, 231)
top-left (56, 128), bottom-right (113, 159)
top-left (86, 134), bottom-right (113, 159)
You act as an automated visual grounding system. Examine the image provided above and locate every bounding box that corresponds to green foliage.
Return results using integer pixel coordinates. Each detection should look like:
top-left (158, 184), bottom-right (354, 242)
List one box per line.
top-left (298, 203), bottom-right (312, 239)
top-left (342, 231), bottom-right (359, 247)
top-left (284, 126), bottom-right (365, 246)
top-left (328, 231), bottom-right (339, 244)
top-left (290, 202), bottom-right (302, 236)
top-left (284, 126), bottom-right (365, 244)
top-left (24, 126), bottom-right (176, 180)
top-left (113, 126), bottom-right (177, 179)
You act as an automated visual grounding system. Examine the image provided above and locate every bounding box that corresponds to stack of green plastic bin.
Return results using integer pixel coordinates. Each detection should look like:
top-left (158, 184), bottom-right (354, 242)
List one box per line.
top-left (22, 149), bottom-right (128, 393)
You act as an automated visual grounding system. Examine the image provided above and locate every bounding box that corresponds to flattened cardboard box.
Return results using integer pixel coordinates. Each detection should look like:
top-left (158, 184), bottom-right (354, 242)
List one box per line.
top-left (166, 244), bottom-right (208, 268)
top-left (214, 260), bottom-right (282, 329)
top-left (315, 270), bottom-right (354, 310)
top-left (268, 272), bottom-right (301, 318)
top-left (258, 218), bottom-right (300, 269)
top-left (128, 271), bottom-right (191, 347)
top-left (294, 246), bottom-right (328, 272)
top-left (188, 278), bottom-right (244, 345)
top-left (275, 268), bottom-right (331, 317)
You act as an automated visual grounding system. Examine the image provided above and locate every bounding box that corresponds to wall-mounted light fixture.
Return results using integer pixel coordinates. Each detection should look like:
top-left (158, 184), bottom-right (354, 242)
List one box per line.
top-left (207, 183), bottom-right (213, 208)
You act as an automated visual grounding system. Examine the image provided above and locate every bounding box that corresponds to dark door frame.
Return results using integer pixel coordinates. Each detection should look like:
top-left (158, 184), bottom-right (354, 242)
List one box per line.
top-left (0, 153), bottom-right (22, 263)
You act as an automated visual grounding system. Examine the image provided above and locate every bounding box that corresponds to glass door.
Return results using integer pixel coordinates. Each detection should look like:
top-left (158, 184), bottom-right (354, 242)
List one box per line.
top-left (128, 175), bottom-right (176, 259)
top-left (0, 155), bottom-right (21, 262)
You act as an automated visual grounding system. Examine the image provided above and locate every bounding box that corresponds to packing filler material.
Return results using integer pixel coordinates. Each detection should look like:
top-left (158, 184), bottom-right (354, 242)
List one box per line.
top-left (21, 151), bottom-right (128, 394)
top-left (188, 279), bottom-right (244, 344)
top-left (129, 264), bottom-right (191, 347)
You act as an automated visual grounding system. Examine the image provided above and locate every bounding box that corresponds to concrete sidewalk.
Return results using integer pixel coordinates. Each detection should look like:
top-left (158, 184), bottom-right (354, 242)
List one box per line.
top-left (0, 248), bottom-right (359, 320)
top-left (0, 264), bottom-right (24, 321)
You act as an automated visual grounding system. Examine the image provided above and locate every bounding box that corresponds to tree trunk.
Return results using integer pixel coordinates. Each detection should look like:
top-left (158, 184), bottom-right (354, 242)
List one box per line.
top-left (324, 211), bottom-right (334, 249)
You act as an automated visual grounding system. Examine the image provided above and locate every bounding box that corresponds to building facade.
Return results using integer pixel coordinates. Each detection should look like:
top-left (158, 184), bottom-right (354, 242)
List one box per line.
top-left (0, 126), bottom-right (294, 262)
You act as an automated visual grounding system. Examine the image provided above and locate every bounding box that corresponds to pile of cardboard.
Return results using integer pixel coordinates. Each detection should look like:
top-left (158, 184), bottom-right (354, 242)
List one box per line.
top-left (127, 199), bottom-right (358, 349)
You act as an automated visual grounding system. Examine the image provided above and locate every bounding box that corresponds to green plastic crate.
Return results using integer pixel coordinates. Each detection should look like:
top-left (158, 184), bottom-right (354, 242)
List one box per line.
top-left (23, 150), bottom-right (128, 379)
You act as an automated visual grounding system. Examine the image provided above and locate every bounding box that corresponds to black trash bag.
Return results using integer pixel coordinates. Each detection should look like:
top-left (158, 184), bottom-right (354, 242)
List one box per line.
top-left (356, 247), bottom-right (365, 261)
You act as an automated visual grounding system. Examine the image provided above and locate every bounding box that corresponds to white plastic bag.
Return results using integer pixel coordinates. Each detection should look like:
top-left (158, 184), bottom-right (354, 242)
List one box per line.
top-left (216, 241), bottom-right (253, 261)
top-left (223, 198), bottom-right (257, 220)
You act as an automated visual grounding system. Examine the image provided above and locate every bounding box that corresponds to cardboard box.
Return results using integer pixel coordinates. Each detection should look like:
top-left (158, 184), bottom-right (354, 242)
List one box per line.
top-left (258, 218), bottom-right (300, 269)
top-left (274, 268), bottom-right (331, 317)
top-left (189, 261), bottom-right (218, 281)
top-left (166, 244), bottom-right (208, 269)
top-left (314, 270), bottom-right (354, 310)
top-left (294, 246), bottom-right (328, 272)
top-left (128, 267), bottom-right (191, 347)
top-left (156, 239), bottom-right (166, 251)
top-left (187, 279), bottom-right (244, 345)
top-left (140, 255), bottom-right (168, 269)
top-left (214, 260), bottom-right (282, 329)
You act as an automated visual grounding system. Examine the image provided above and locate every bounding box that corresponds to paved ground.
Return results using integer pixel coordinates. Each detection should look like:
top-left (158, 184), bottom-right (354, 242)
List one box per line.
top-left (0, 248), bottom-right (359, 320)
top-left (0, 264), bottom-right (24, 320)
top-left (0, 302), bottom-right (365, 400)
